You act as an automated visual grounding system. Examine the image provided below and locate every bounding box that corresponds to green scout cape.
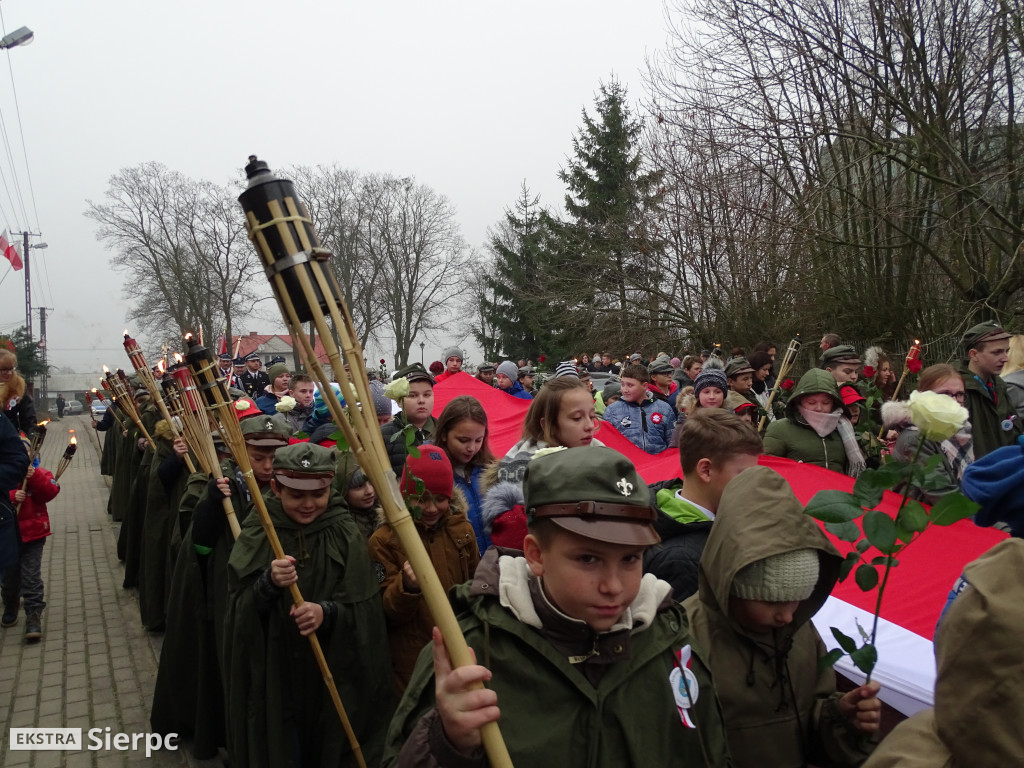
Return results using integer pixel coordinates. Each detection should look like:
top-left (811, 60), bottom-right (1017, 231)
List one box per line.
top-left (224, 490), bottom-right (393, 768)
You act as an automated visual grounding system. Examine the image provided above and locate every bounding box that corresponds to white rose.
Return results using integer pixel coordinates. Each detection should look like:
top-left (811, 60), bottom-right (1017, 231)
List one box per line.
top-left (909, 389), bottom-right (968, 441)
top-left (275, 395), bottom-right (296, 413)
top-left (384, 377), bottom-right (410, 402)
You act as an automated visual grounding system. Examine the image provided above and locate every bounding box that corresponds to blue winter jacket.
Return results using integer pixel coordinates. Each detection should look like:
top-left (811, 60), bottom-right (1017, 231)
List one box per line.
top-left (454, 464), bottom-right (491, 555)
top-left (602, 395), bottom-right (677, 454)
top-left (506, 381), bottom-right (533, 400)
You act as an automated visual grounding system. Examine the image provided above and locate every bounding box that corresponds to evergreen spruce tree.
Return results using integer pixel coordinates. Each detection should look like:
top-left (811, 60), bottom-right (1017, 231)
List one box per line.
top-left (556, 80), bottom-right (664, 352)
top-left (479, 183), bottom-right (565, 361)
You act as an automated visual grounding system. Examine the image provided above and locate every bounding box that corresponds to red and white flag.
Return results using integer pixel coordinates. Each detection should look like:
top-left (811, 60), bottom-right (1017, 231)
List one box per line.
top-left (0, 230), bottom-right (22, 271)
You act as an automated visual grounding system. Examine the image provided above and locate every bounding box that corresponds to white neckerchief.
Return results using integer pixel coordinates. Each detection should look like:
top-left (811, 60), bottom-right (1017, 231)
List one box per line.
top-left (798, 405), bottom-right (842, 438)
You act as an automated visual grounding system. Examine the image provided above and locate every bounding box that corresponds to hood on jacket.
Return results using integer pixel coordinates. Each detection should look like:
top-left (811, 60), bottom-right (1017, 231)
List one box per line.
top-left (933, 538), bottom-right (1024, 766)
top-left (697, 466), bottom-right (841, 634)
top-left (784, 369), bottom-right (843, 420)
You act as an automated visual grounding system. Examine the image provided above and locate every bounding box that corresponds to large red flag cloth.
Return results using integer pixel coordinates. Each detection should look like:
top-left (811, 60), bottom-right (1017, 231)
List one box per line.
top-left (433, 372), bottom-right (1007, 714)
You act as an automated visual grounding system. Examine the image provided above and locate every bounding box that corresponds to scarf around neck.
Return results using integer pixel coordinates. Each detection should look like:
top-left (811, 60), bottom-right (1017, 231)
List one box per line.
top-left (798, 405), bottom-right (865, 477)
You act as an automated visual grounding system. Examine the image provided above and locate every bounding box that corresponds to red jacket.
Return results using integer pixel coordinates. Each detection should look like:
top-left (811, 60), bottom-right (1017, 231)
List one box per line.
top-left (10, 466), bottom-right (59, 543)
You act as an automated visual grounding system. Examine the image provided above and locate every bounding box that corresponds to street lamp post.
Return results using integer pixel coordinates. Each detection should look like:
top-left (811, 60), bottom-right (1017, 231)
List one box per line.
top-left (419, 341), bottom-right (425, 366)
top-left (0, 26), bottom-right (34, 50)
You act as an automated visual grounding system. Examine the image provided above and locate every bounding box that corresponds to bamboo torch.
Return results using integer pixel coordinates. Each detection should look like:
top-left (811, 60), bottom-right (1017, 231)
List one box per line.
top-left (879, 339), bottom-right (922, 439)
top-left (183, 334), bottom-right (364, 767)
top-left (237, 156), bottom-right (513, 767)
top-left (759, 336), bottom-right (801, 433)
top-left (54, 432), bottom-right (77, 481)
top-left (123, 332), bottom-right (196, 473)
top-left (102, 368), bottom-right (156, 450)
top-left (15, 421), bottom-right (49, 513)
top-left (165, 351), bottom-right (241, 538)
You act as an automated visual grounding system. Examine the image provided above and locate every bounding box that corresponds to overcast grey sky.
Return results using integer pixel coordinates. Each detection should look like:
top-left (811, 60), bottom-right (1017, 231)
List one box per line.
top-left (0, 0), bottom-right (669, 372)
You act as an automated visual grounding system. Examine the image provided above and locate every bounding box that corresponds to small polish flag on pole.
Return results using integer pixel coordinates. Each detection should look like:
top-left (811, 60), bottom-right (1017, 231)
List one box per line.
top-left (0, 230), bottom-right (22, 270)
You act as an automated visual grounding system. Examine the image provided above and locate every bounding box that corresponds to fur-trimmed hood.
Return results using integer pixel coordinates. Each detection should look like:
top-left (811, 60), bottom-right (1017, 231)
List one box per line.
top-left (881, 399), bottom-right (912, 430)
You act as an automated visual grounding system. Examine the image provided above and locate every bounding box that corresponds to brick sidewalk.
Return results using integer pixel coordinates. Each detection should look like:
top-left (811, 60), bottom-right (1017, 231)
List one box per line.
top-left (0, 416), bottom-right (185, 767)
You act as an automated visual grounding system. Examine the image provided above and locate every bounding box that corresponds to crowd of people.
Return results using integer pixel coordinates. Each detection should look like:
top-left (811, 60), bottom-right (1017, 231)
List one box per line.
top-left (2, 320), bottom-right (1022, 766)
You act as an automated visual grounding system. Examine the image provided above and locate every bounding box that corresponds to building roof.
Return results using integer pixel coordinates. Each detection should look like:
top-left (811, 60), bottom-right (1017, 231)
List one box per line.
top-left (230, 332), bottom-right (332, 366)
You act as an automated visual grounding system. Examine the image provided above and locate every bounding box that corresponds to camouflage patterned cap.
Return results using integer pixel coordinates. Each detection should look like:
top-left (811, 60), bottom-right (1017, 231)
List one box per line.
top-left (240, 415), bottom-right (291, 447)
top-left (272, 442), bottom-right (336, 490)
top-left (523, 446), bottom-right (658, 546)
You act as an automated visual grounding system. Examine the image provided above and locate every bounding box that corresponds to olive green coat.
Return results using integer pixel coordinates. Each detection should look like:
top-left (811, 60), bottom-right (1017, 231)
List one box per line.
top-left (384, 549), bottom-right (733, 768)
top-left (763, 369), bottom-right (848, 474)
top-left (224, 490), bottom-right (393, 768)
top-left (682, 467), bottom-right (874, 768)
top-left (863, 539), bottom-right (1024, 768)
top-left (956, 361), bottom-right (1023, 459)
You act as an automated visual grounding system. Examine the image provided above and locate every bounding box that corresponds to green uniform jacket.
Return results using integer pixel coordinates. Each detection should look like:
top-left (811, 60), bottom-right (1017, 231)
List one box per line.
top-left (138, 420), bottom-right (193, 631)
top-left (224, 490), bottom-right (393, 768)
top-left (956, 362), bottom-right (1023, 459)
top-left (120, 402), bottom-right (159, 587)
top-left (863, 539), bottom-right (1024, 768)
top-left (150, 459), bottom-right (250, 757)
top-left (763, 369), bottom-right (848, 474)
top-left (682, 467), bottom-right (873, 768)
top-left (384, 549), bottom-right (733, 768)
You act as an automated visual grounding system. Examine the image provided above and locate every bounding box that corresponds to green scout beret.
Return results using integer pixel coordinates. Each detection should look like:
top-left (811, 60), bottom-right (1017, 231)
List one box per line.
top-left (240, 415), bottom-right (291, 447)
top-left (273, 442), bottom-right (336, 490)
top-left (724, 357), bottom-right (755, 377)
top-left (523, 445), bottom-right (658, 546)
top-left (819, 344), bottom-right (861, 368)
top-left (962, 321), bottom-right (1011, 350)
top-left (394, 362), bottom-right (434, 386)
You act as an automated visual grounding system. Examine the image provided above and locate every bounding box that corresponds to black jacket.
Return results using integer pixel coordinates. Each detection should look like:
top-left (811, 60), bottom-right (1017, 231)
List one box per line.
top-left (642, 477), bottom-right (714, 602)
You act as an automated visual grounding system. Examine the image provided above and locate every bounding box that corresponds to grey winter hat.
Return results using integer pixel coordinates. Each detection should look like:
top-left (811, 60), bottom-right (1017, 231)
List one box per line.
top-left (731, 549), bottom-right (820, 603)
top-left (496, 361), bottom-right (519, 381)
top-left (441, 346), bottom-right (463, 363)
top-left (554, 360), bottom-right (580, 379)
top-left (694, 368), bottom-right (728, 400)
top-left (601, 379), bottom-right (622, 402)
top-left (648, 358), bottom-right (674, 376)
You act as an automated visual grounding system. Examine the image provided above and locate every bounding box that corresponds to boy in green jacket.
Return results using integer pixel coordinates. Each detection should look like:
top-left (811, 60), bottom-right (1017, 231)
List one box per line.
top-left (683, 466), bottom-right (880, 768)
top-left (384, 445), bottom-right (731, 768)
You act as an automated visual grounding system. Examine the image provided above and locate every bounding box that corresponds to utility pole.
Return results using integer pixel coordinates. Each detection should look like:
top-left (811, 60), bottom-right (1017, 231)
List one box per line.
top-left (38, 306), bottom-right (53, 407)
top-left (11, 231), bottom-right (43, 340)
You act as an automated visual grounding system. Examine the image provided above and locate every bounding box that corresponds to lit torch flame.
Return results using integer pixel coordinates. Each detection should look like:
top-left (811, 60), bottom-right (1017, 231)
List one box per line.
top-left (174, 353), bottom-right (184, 363)
top-left (70, 436), bottom-right (77, 445)
top-left (184, 332), bottom-right (193, 341)
top-left (102, 365), bottom-right (110, 374)
top-left (123, 329), bottom-right (130, 337)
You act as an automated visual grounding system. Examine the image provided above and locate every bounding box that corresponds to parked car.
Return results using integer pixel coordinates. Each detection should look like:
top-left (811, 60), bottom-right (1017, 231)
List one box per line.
top-left (60, 399), bottom-right (84, 415)
top-left (91, 401), bottom-right (108, 421)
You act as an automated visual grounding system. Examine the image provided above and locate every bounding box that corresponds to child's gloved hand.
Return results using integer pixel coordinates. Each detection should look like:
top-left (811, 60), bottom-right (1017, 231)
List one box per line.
top-left (269, 556), bottom-right (297, 588)
top-left (838, 680), bottom-right (881, 733)
top-left (289, 602), bottom-right (323, 636)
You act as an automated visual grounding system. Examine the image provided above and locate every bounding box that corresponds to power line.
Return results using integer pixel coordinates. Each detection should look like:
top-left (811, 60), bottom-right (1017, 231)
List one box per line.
top-left (0, 8), bottom-right (38, 230)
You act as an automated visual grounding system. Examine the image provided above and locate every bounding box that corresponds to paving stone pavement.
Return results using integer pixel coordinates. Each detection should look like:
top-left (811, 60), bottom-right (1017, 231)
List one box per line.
top-left (0, 416), bottom-right (187, 768)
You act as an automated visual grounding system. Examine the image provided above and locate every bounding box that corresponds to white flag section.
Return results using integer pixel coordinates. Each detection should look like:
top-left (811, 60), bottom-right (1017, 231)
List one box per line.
top-left (813, 597), bottom-right (937, 716)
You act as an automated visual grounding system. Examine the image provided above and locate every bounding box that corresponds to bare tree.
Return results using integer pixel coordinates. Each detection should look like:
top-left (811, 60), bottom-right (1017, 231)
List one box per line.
top-left (358, 174), bottom-right (469, 368)
top-left (85, 163), bottom-right (265, 344)
top-left (646, 0), bottom-right (1024, 344)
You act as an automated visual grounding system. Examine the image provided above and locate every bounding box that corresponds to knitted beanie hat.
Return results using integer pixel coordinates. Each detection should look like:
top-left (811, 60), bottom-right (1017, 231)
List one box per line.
top-left (554, 360), bottom-right (580, 379)
top-left (496, 361), bottom-right (519, 381)
top-left (601, 380), bottom-right (622, 402)
top-left (401, 445), bottom-right (454, 501)
top-left (267, 363), bottom-right (290, 383)
top-left (368, 380), bottom-right (392, 418)
top-left (731, 549), bottom-right (820, 602)
top-left (441, 347), bottom-right (462, 363)
top-left (694, 368), bottom-right (728, 400)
